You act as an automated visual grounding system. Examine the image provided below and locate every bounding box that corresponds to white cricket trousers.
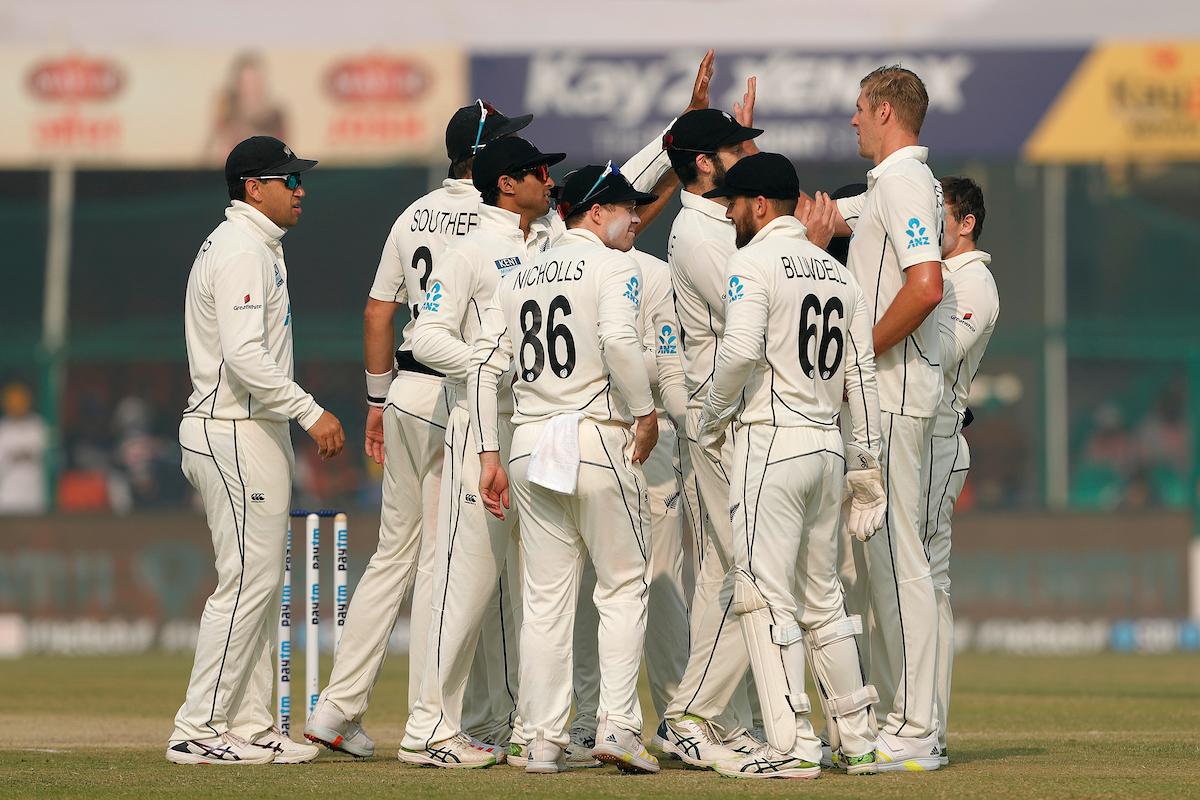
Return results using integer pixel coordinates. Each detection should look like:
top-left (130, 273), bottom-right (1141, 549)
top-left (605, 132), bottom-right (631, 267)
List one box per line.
top-left (921, 432), bottom-right (969, 752)
top-left (173, 417), bottom-right (293, 742)
top-left (843, 411), bottom-right (938, 739)
top-left (402, 408), bottom-right (520, 749)
top-left (510, 419), bottom-right (651, 749)
top-left (731, 424), bottom-right (876, 761)
top-left (572, 417), bottom-right (691, 730)
top-left (318, 371), bottom-right (451, 721)
top-left (664, 409), bottom-right (755, 731)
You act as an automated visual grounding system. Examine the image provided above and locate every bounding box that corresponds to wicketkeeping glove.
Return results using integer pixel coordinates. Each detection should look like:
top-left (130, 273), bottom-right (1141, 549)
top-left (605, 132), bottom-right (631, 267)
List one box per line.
top-left (844, 443), bottom-right (886, 541)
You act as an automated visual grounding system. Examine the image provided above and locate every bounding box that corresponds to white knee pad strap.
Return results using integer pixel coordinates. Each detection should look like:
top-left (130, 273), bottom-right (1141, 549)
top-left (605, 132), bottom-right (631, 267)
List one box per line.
top-left (807, 614), bottom-right (863, 650)
top-left (825, 683), bottom-right (879, 718)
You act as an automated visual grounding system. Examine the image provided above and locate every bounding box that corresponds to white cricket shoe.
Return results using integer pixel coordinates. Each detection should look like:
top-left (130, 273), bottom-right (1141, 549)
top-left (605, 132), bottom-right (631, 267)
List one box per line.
top-left (467, 735), bottom-right (507, 765)
top-left (875, 730), bottom-right (942, 772)
top-left (651, 715), bottom-right (739, 768)
top-left (303, 699), bottom-right (375, 758)
top-left (591, 714), bottom-right (659, 775)
top-left (525, 730), bottom-right (565, 774)
top-left (397, 733), bottom-right (497, 769)
top-left (251, 727), bottom-right (320, 764)
top-left (713, 746), bottom-right (821, 780)
top-left (505, 739), bottom-right (528, 768)
top-left (566, 724), bottom-right (601, 768)
top-left (723, 727), bottom-right (768, 756)
top-left (166, 732), bottom-right (276, 765)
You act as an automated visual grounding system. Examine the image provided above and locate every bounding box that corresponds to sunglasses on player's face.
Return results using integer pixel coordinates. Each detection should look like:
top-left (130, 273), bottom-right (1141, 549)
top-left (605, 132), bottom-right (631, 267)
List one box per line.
top-left (249, 174), bottom-right (302, 190)
top-left (512, 164), bottom-right (550, 183)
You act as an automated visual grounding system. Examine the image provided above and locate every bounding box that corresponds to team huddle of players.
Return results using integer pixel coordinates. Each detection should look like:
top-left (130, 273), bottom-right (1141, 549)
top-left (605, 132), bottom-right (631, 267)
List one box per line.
top-left (304, 51), bottom-right (1000, 778)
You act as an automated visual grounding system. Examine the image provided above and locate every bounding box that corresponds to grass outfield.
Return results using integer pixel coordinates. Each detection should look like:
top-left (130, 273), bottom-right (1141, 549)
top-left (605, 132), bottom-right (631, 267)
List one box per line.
top-left (0, 653), bottom-right (1197, 799)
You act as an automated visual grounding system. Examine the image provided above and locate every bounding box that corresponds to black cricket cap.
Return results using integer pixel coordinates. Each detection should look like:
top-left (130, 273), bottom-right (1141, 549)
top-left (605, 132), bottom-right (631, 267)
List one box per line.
top-left (224, 136), bottom-right (317, 186)
top-left (446, 99), bottom-right (534, 163)
top-left (471, 137), bottom-right (566, 194)
top-left (663, 108), bottom-right (762, 154)
top-left (703, 152), bottom-right (798, 200)
top-left (556, 163), bottom-right (657, 219)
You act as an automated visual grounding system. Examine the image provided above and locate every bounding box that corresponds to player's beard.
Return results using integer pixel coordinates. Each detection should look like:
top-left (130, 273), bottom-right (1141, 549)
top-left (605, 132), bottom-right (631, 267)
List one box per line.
top-left (710, 156), bottom-right (728, 189)
top-left (734, 214), bottom-right (756, 249)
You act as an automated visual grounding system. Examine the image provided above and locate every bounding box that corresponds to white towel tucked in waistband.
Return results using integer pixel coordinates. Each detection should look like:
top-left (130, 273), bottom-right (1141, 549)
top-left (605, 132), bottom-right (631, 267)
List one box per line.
top-left (528, 412), bottom-right (584, 495)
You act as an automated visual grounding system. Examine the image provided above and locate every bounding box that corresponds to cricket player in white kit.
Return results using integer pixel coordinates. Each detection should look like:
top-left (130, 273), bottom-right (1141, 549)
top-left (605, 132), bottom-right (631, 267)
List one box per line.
top-left (924, 177), bottom-right (998, 764)
top-left (655, 106), bottom-right (767, 764)
top-left (692, 153), bottom-right (885, 779)
top-left (306, 102), bottom-right (535, 757)
top-left (829, 66), bottom-right (947, 770)
top-left (398, 137), bottom-right (565, 768)
top-left (169, 137), bottom-right (344, 765)
top-left (567, 198), bottom-right (692, 755)
top-left (469, 168), bottom-right (663, 775)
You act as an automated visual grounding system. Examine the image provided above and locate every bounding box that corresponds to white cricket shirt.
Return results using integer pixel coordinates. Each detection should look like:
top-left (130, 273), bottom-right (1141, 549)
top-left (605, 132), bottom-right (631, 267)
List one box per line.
top-left (468, 228), bottom-right (653, 452)
top-left (409, 204), bottom-right (533, 412)
top-left (182, 201), bottom-right (322, 429)
top-left (368, 178), bottom-right (482, 357)
top-left (631, 248), bottom-right (687, 425)
top-left (836, 145), bottom-right (945, 418)
top-left (934, 250), bottom-right (999, 437)
top-left (698, 216), bottom-right (881, 457)
top-left (666, 190), bottom-right (736, 413)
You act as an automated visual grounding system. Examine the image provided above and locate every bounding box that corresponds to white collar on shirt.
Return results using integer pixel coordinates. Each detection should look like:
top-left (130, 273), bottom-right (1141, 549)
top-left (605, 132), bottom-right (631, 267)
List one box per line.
top-left (478, 203), bottom-right (530, 243)
top-left (557, 227), bottom-right (608, 249)
top-left (943, 249), bottom-right (992, 272)
top-left (443, 177), bottom-right (481, 197)
top-left (866, 145), bottom-right (930, 189)
top-left (680, 189), bottom-right (732, 225)
top-left (745, 215), bottom-right (809, 248)
top-left (226, 200), bottom-right (287, 245)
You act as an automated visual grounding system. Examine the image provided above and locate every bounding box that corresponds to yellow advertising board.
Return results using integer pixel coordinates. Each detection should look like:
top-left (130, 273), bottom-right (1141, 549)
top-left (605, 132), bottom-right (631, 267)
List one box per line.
top-left (1025, 42), bottom-right (1200, 162)
top-left (0, 47), bottom-right (466, 167)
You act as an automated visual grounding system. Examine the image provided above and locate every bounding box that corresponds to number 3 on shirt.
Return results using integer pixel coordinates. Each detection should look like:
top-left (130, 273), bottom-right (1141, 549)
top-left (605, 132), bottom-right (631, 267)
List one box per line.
top-left (518, 296), bottom-right (576, 381)
top-left (410, 246), bottom-right (434, 319)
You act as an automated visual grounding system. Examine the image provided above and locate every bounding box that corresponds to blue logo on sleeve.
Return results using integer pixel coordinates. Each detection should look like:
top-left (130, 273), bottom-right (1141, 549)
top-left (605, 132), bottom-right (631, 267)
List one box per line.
top-left (726, 275), bottom-right (745, 303)
top-left (283, 303), bottom-right (291, 326)
top-left (623, 275), bottom-right (640, 307)
top-left (421, 281), bottom-right (444, 313)
top-left (657, 324), bottom-right (678, 355)
top-left (905, 217), bottom-right (931, 249)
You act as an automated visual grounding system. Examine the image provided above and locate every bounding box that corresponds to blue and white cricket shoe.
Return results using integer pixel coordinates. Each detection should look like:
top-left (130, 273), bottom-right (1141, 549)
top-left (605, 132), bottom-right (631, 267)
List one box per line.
top-left (166, 732), bottom-right (276, 765)
top-left (651, 715), bottom-right (738, 768)
top-left (397, 733), bottom-right (496, 769)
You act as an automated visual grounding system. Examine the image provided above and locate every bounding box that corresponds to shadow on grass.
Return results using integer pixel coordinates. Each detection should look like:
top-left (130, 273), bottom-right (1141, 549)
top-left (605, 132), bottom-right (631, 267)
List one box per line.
top-left (953, 746), bottom-right (1047, 764)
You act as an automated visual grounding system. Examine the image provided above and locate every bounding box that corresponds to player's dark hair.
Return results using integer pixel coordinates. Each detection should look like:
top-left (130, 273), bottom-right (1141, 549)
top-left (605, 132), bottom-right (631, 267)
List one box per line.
top-left (667, 148), bottom-right (704, 187)
top-left (940, 176), bottom-right (986, 243)
top-left (228, 178), bottom-right (247, 202)
top-left (449, 156), bottom-right (474, 180)
top-left (480, 183), bottom-right (501, 206)
top-left (769, 197), bottom-right (798, 216)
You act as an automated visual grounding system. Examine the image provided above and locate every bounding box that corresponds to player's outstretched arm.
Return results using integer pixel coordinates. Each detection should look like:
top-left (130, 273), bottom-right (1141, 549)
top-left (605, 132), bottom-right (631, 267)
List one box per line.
top-left (467, 285), bottom-right (514, 455)
top-left (410, 249), bottom-right (476, 382)
top-left (698, 255), bottom-right (767, 446)
top-left (623, 49), bottom-right (715, 233)
top-left (597, 258), bottom-right (656, 441)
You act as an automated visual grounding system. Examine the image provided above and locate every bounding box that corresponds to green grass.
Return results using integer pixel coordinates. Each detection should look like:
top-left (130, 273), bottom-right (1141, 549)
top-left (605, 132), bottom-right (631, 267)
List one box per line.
top-left (0, 653), bottom-right (1197, 798)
